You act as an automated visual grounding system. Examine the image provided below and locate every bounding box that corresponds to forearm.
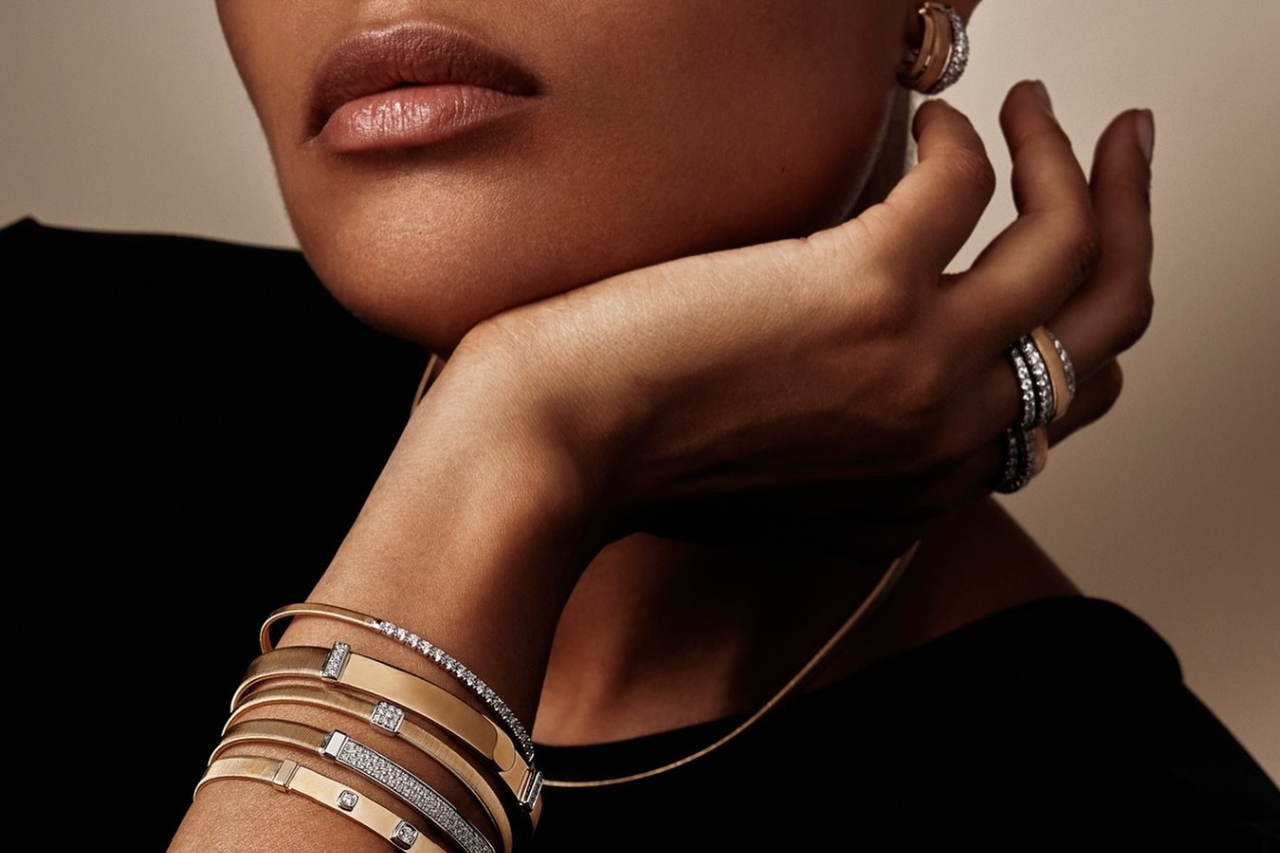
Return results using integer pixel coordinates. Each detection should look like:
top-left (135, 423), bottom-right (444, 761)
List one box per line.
top-left (171, 353), bottom-right (598, 853)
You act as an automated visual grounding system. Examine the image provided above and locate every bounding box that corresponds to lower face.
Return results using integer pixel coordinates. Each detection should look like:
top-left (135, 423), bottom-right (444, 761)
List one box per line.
top-left (216, 1), bottom-right (908, 348)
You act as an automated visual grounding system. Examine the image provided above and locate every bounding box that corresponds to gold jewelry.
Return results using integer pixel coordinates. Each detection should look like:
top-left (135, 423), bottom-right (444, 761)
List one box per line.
top-left (542, 540), bottom-right (920, 788)
top-left (412, 352), bottom-right (447, 412)
top-left (215, 720), bottom-right (496, 853)
top-left (198, 755), bottom-right (445, 852)
top-left (1029, 327), bottom-right (1074, 422)
top-left (260, 602), bottom-right (534, 763)
top-left (1030, 425), bottom-right (1049, 478)
top-left (232, 642), bottom-right (542, 810)
top-left (900, 3), bottom-right (970, 95)
top-left (228, 684), bottom-right (535, 847)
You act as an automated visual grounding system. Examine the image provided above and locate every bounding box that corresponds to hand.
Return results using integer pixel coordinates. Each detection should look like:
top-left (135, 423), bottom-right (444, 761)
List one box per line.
top-left (443, 81), bottom-right (1154, 558)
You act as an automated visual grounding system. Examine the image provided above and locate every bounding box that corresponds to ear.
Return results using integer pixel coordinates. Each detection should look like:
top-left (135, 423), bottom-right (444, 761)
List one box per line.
top-left (948, 0), bottom-right (980, 24)
top-left (903, 1), bottom-right (980, 45)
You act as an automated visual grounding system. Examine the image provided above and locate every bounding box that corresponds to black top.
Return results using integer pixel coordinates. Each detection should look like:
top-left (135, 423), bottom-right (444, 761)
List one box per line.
top-left (7, 218), bottom-right (1278, 851)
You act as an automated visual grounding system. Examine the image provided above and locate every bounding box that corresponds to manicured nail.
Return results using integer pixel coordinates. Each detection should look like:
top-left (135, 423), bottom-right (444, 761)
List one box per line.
top-left (1136, 109), bottom-right (1155, 164)
top-left (1031, 80), bottom-right (1053, 114)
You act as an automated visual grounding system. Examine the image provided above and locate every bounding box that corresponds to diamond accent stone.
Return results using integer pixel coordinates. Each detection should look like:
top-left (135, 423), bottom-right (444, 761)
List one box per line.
top-left (322, 642), bottom-right (350, 680)
top-left (520, 770), bottom-right (545, 811)
top-left (337, 789), bottom-right (359, 811)
top-left (370, 701), bottom-right (405, 734)
top-left (1047, 330), bottom-right (1077, 398)
top-left (334, 737), bottom-right (494, 853)
top-left (1008, 346), bottom-right (1037, 430)
top-left (1020, 337), bottom-right (1055, 427)
top-left (361, 617), bottom-right (537, 763)
top-left (927, 4), bottom-right (969, 95)
top-left (392, 821), bottom-right (419, 850)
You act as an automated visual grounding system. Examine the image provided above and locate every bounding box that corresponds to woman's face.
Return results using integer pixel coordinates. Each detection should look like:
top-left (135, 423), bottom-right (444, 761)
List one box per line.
top-left (217, 1), bottom-right (909, 347)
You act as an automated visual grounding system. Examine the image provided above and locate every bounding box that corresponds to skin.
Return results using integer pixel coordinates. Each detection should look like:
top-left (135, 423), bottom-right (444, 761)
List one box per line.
top-left (174, 1), bottom-right (1155, 849)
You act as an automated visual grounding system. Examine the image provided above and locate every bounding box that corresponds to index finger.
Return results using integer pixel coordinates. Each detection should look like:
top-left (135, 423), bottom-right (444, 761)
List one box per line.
top-left (859, 98), bottom-right (996, 276)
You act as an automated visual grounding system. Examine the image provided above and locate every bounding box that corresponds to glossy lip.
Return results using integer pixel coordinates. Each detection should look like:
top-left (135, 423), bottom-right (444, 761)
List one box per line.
top-left (308, 22), bottom-right (540, 152)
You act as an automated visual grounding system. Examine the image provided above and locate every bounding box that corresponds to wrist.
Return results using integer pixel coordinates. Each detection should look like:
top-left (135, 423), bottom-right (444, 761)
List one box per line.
top-left (297, 338), bottom-right (607, 722)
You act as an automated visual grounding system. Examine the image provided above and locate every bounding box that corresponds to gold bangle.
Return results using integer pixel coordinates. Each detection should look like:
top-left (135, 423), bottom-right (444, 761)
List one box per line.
top-left (260, 602), bottom-right (382, 652)
top-left (233, 644), bottom-right (527, 780)
top-left (260, 602), bottom-right (535, 765)
top-left (198, 755), bottom-right (446, 852)
top-left (214, 720), bottom-right (496, 853)
top-left (225, 685), bottom-right (533, 850)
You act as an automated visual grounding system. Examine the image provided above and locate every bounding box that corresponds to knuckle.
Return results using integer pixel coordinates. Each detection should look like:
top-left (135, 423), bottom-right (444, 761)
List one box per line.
top-left (1125, 281), bottom-right (1155, 350)
top-left (1066, 361), bottom-right (1124, 433)
top-left (1098, 360), bottom-right (1124, 415)
top-left (1059, 210), bottom-right (1104, 286)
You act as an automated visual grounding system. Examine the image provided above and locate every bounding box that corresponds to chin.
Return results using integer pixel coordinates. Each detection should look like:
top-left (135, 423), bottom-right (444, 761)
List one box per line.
top-left (287, 135), bottom-right (885, 352)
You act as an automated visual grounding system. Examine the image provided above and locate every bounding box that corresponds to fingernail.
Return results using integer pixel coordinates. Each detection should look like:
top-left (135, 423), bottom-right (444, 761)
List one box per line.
top-left (1031, 80), bottom-right (1053, 114)
top-left (1136, 109), bottom-right (1155, 164)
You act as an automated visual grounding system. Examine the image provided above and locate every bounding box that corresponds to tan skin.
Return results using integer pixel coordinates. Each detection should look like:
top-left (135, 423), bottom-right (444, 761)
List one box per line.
top-left (174, 1), bottom-right (1153, 849)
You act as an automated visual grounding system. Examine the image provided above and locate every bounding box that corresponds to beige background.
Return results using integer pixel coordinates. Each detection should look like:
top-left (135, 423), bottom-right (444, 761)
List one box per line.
top-left (3, 2), bottom-right (1276, 781)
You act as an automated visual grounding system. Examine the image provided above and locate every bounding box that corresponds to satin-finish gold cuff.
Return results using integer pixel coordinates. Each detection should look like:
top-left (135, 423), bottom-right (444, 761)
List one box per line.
top-left (198, 755), bottom-right (447, 852)
top-left (228, 684), bottom-right (533, 845)
top-left (215, 720), bottom-right (495, 853)
top-left (260, 602), bottom-right (535, 765)
top-left (233, 643), bottom-right (521, 775)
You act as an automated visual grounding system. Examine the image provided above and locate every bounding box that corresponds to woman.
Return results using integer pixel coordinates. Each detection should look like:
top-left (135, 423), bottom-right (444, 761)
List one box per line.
top-left (8, 1), bottom-right (1276, 850)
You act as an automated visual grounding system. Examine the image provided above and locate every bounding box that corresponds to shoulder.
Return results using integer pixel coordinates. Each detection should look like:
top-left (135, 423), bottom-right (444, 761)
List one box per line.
top-left (8, 217), bottom-right (430, 848)
top-left (6, 216), bottom-right (332, 325)
top-left (7, 216), bottom-right (425, 408)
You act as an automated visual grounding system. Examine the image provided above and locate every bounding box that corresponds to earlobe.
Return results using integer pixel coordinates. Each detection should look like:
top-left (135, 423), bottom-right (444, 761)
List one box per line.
top-left (949, 0), bottom-right (980, 24)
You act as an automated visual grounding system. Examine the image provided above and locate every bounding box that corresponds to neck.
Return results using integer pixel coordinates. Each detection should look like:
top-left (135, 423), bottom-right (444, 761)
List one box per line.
top-left (533, 532), bottom-right (891, 745)
top-left (533, 499), bottom-right (1078, 746)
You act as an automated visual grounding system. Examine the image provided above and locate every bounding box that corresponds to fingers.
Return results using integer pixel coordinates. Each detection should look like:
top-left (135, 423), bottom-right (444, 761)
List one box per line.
top-left (1047, 360), bottom-right (1123, 447)
top-left (1046, 109), bottom-right (1155, 382)
top-left (954, 81), bottom-right (1099, 351)
top-left (866, 99), bottom-right (995, 275)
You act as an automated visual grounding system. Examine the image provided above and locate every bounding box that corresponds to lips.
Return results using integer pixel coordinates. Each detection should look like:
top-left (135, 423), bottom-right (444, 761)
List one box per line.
top-left (308, 23), bottom-right (540, 153)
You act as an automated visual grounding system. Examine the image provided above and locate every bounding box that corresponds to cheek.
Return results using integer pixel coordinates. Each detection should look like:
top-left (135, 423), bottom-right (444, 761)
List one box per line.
top-left (290, 93), bottom-right (898, 351)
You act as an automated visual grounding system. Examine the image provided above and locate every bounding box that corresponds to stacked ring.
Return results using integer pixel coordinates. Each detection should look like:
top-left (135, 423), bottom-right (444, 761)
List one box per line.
top-left (1018, 336), bottom-right (1056, 427)
top-left (1008, 346), bottom-right (1038, 430)
top-left (1030, 328), bottom-right (1073, 422)
top-left (998, 328), bottom-right (1073, 493)
top-left (996, 425), bottom-right (1047, 494)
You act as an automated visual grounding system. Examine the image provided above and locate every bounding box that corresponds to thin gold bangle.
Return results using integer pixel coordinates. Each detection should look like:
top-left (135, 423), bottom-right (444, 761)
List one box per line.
top-left (259, 601), bottom-right (534, 763)
top-left (234, 644), bottom-right (521, 771)
top-left (234, 645), bottom-right (543, 813)
top-left (227, 685), bottom-right (532, 849)
top-left (215, 720), bottom-right (496, 853)
top-left (198, 755), bottom-right (446, 852)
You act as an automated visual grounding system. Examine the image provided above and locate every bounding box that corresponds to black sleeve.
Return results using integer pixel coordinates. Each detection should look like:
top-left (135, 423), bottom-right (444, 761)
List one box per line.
top-left (6, 217), bottom-right (427, 848)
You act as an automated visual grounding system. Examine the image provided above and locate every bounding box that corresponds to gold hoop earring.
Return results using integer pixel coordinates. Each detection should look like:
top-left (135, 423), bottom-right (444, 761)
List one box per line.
top-left (899, 3), bottom-right (969, 95)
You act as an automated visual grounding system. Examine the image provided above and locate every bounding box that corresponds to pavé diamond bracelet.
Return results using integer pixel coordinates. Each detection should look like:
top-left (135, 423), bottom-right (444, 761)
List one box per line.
top-left (260, 602), bottom-right (534, 765)
top-left (227, 684), bottom-right (532, 851)
top-left (214, 720), bottom-right (495, 853)
top-left (233, 642), bottom-right (543, 812)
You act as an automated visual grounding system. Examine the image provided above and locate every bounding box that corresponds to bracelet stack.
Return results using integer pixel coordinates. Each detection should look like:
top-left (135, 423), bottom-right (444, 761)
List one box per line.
top-left (996, 326), bottom-right (1076, 494)
top-left (195, 603), bottom-right (543, 853)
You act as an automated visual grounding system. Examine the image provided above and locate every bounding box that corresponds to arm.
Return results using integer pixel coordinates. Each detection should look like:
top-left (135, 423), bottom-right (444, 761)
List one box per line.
top-left (169, 82), bottom-right (1153, 852)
